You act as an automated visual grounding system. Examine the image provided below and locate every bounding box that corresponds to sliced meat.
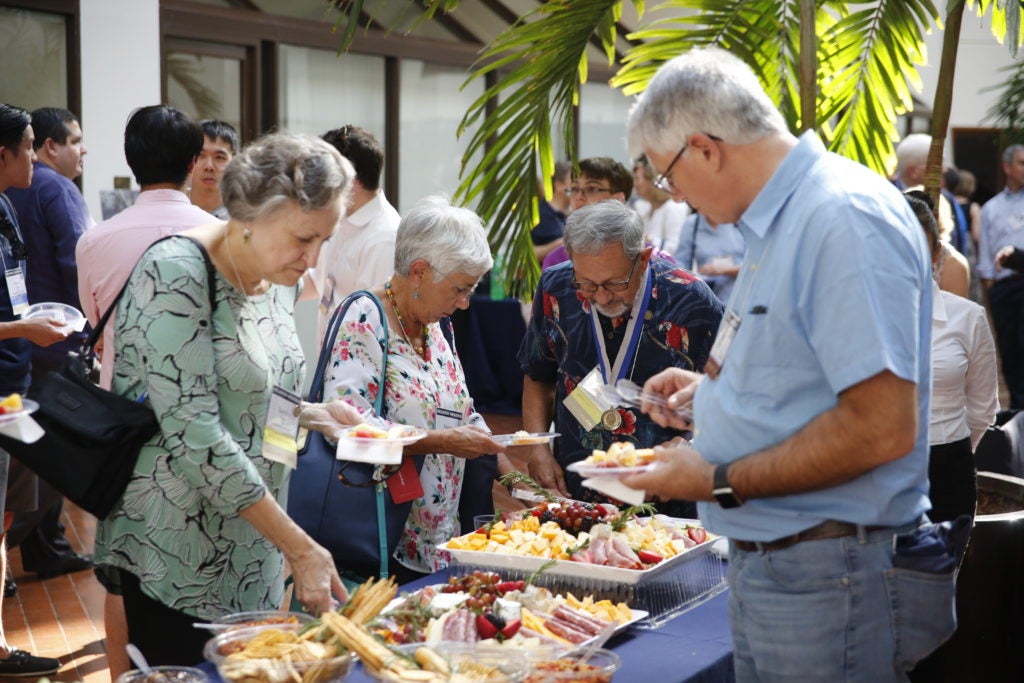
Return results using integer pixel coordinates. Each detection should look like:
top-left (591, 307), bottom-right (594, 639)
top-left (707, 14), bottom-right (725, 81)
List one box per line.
top-left (552, 604), bottom-right (609, 636)
top-left (543, 617), bottom-right (591, 644)
top-left (590, 537), bottom-right (609, 565)
top-left (441, 608), bottom-right (477, 642)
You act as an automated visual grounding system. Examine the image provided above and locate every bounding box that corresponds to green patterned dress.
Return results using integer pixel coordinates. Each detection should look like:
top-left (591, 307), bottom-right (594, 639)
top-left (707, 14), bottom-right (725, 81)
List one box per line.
top-left (94, 237), bottom-right (305, 619)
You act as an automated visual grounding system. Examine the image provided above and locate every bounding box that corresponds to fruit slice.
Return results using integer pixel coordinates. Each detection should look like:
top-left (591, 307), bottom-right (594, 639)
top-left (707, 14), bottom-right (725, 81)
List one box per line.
top-left (0, 393), bottom-right (23, 415)
top-left (687, 527), bottom-right (707, 544)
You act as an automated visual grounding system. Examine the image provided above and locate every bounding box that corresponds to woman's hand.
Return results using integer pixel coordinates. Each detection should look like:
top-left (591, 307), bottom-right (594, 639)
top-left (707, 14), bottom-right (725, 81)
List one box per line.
top-left (438, 424), bottom-right (506, 459)
top-left (299, 400), bottom-right (365, 440)
top-left (288, 541), bottom-right (347, 616)
top-left (642, 368), bottom-right (702, 429)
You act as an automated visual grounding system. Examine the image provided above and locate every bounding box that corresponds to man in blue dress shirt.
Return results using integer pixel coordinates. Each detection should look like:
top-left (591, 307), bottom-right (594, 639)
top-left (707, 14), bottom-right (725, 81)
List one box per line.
top-left (6, 108), bottom-right (94, 585)
top-left (622, 48), bottom-right (950, 681)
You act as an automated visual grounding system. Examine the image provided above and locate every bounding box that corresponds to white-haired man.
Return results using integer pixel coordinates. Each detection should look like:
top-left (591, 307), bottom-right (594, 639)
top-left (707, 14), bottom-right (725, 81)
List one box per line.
top-left (622, 48), bottom-right (953, 681)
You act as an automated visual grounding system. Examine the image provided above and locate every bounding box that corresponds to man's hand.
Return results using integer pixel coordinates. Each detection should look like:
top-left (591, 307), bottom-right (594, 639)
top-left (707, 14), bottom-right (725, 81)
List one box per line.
top-left (18, 318), bottom-right (71, 347)
top-left (440, 425), bottom-right (506, 460)
top-left (641, 368), bottom-right (703, 429)
top-left (508, 443), bottom-right (569, 497)
top-left (621, 439), bottom-right (715, 502)
top-left (996, 245), bottom-right (1017, 270)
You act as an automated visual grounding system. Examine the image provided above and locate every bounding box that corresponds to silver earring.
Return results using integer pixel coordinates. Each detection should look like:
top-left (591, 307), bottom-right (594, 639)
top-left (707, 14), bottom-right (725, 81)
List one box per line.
top-left (413, 290), bottom-right (420, 300)
top-left (242, 228), bottom-right (252, 244)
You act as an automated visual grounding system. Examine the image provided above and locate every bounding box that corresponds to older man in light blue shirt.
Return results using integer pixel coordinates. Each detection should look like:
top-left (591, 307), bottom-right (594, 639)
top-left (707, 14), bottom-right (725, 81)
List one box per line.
top-left (623, 48), bottom-right (948, 682)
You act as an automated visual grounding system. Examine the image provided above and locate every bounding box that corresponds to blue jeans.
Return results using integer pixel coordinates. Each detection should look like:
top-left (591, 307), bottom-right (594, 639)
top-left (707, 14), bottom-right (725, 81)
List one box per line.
top-left (727, 522), bottom-right (957, 682)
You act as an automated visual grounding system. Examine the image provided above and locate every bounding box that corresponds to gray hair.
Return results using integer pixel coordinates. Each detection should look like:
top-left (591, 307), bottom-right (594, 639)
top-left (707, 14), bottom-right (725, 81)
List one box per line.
top-left (626, 47), bottom-right (788, 158)
top-left (221, 133), bottom-right (354, 222)
top-left (895, 134), bottom-right (931, 178)
top-left (564, 201), bottom-right (645, 258)
top-left (394, 195), bottom-right (493, 279)
top-left (1004, 144), bottom-right (1024, 165)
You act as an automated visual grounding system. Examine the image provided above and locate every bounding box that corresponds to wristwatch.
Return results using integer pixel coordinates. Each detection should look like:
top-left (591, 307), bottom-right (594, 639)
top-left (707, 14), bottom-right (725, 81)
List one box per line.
top-left (712, 462), bottom-right (744, 509)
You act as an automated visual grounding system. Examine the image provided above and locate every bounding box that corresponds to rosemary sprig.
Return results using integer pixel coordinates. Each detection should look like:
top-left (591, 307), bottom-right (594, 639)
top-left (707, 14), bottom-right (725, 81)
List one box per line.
top-left (565, 536), bottom-right (591, 558)
top-left (525, 558), bottom-right (558, 587)
top-left (610, 502), bottom-right (658, 532)
top-left (498, 471), bottom-right (559, 503)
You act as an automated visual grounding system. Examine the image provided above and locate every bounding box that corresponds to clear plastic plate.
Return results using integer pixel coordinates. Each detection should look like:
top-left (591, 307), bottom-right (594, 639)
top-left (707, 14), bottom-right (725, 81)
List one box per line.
top-left (565, 461), bottom-right (659, 478)
top-left (23, 302), bottom-right (85, 329)
top-left (0, 398), bottom-right (39, 426)
top-left (336, 425), bottom-right (427, 464)
top-left (490, 431), bottom-right (560, 446)
top-left (605, 379), bottom-right (693, 420)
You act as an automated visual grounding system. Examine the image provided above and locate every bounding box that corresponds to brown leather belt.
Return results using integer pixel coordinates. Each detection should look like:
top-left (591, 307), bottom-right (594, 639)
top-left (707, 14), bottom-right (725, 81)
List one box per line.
top-left (732, 519), bottom-right (889, 553)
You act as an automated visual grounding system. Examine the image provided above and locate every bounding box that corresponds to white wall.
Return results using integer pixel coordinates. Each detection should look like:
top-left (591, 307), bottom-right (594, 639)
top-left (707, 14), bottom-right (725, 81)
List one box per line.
top-left (79, 0), bottom-right (162, 220)
top-left (919, 11), bottom-right (1020, 138)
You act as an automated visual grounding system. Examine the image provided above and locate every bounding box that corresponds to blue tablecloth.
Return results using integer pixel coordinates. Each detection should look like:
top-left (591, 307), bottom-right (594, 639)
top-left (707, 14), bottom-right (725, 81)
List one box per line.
top-left (199, 569), bottom-right (734, 683)
top-left (451, 296), bottom-right (526, 415)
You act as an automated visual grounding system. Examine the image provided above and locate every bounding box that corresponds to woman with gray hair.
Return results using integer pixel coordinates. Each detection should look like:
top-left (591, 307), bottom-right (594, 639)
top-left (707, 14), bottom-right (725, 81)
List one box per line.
top-left (321, 195), bottom-right (503, 583)
top-left (95, 133), bottom-right (361, 665)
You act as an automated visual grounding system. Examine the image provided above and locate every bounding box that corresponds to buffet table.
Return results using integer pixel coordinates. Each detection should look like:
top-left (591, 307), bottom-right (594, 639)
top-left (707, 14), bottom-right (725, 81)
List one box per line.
top-left (199, 563), bottom-right (735, 682)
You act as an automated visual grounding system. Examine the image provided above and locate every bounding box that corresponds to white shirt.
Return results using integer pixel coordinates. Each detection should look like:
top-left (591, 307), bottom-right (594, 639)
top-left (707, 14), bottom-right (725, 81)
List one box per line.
top-left (311, 192), bottom-right (400, 344)
top-left (929, 281), bottom-right (999, 449)
top-left (645, 199), bottom-right (690, 255)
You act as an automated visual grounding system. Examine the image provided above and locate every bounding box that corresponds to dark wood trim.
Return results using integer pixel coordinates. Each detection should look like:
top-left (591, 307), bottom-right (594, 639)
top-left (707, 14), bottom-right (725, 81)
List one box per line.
top-left (417, 0), bottom-right (483, 45)
top-left (161, 0), bottom-right (483, 68)
top-left (260, 41), bottom-right (278, 137)
top-left (384, 56), bottom-right (400, 202)
top-left (479, 0), bottom-right (519, 27)
top-left (164, 37), bottom-right (248, 59)
top-left (223, 0), bottom-right (260, 10)
top-left (1, 0), bottom-right (76, 12)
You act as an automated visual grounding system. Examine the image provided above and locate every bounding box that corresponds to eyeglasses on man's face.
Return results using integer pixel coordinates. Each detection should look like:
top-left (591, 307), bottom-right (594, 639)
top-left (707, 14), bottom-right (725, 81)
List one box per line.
top-left (653, 134), bottom-right (724, 194)
top-left (571, 256), bottom-right (640, 295)
top-left (0, 215), bottom-right (27, 261)
top-left (566, 184), bottom-right (613, 199)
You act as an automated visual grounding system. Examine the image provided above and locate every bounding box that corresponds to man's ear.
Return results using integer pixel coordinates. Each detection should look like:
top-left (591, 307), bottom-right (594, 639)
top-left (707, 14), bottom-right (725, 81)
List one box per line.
top-left (187, 157), bottom-right (198, 175)
top-left (41, 138), bottom-right (60, 161)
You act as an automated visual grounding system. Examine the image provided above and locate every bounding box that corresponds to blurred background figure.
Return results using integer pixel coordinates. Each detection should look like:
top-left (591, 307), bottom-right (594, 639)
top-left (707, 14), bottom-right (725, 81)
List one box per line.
top-left (188, 119), bottom-right (238, 219)
top-left (673, 213), bottom-right (746, 304)
top-left (948, 167), bottom-right (984, 304)
top-left (632, 155), bottom-right (689, 255)
top-left (532, 160), bottom-right (572, 263)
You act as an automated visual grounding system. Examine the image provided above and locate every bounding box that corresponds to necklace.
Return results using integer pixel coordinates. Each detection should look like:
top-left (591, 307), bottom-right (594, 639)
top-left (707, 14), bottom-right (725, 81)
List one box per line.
top-left (224, 226), bottom-right (264, 296)
top-left (384, 281), bottom-right (425, 357)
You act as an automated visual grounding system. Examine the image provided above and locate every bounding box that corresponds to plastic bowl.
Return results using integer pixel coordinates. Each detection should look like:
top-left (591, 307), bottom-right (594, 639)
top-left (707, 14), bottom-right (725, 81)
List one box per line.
top-left (23, 301), bottom-right (84, 326)
top-left (204, 623), bottom-right (354, 683)
top-left (523, 648), bottom-right (621, 683)
top-left (206, 609), bottom-right (315, 635)
top-left (115, 666), bottom-right (208, 683)
top-left (365, 643), bottom-right (529, 682)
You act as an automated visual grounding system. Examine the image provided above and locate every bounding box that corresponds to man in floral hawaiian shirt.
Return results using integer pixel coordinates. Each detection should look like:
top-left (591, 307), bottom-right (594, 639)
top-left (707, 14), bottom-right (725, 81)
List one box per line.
top-left (515, 200), bottom-right (722, 515)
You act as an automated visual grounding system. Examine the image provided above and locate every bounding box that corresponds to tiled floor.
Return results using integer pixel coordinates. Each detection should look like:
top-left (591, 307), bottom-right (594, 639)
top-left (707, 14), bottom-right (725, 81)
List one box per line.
top-left (0, 413), bottom-right (525, 683)
top-left (3, 502), bottom-right (108, 682)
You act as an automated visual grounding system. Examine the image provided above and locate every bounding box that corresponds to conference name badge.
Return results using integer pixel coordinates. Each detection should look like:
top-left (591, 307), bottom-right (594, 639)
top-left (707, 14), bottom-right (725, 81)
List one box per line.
top-left (263, 386), bottom-right (301, 468)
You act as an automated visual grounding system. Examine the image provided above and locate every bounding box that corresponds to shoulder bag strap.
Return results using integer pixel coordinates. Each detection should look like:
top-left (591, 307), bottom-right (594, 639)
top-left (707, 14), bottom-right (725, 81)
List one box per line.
top-left (82, 234), bottom-right (218, 354)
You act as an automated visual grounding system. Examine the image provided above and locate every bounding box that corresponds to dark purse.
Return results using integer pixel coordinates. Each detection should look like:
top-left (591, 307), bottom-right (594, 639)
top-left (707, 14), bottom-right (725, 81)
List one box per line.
top-left (287, 290), bottom-right (424, 582)
top-left (0, 236), bottom-right (217, 519)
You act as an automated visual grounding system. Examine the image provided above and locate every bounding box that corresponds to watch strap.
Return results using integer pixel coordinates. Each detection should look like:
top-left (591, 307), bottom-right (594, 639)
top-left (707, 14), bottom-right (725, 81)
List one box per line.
top-left (712, 462), bottom-right (743, 508)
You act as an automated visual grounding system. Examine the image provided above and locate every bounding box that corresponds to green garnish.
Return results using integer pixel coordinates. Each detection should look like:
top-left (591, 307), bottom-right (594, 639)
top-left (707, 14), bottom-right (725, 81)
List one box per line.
top-left (498, 472), bottom-right (559, 503)
top-left (610, 502), bottom-right (658, 532)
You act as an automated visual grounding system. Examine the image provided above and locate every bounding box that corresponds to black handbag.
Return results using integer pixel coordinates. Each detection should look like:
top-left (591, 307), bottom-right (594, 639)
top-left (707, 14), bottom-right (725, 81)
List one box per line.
top-left (0, 236), bottom-right (216, 519)
top-left (287, 290), bottom-right (423, 582)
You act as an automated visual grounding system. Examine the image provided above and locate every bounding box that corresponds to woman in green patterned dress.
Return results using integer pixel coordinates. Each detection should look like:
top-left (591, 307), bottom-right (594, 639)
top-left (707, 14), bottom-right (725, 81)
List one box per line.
top-left (94, 133), bottom-right (360, 665)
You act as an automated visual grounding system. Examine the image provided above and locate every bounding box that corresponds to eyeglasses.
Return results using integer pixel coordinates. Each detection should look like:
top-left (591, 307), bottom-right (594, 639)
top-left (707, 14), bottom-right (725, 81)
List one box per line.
top-left (0, 215), bottom-right (27, 261)
top-left (571, 256), bottom-right (640, 295)
top-left (653, 134), bottom-right (723, 194)
top-left (440, 272), bottom-right (479, 302)
top-left (566, 185), bottom-right (613, 199)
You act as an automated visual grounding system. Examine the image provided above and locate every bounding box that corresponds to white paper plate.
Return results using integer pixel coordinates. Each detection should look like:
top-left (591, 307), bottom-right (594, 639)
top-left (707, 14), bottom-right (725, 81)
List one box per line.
top-left (491, 432), bottom-right (560, 446)
top-left (565, 461), bottom-right (658, 478)
top-left (335, 426), bottom-right (427, 464)
top-left (0, 398), bottom-right (39, 425)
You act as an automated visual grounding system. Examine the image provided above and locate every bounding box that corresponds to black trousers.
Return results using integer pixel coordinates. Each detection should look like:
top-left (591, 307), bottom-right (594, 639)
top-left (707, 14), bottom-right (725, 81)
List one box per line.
top-left (989, 276), bottom-right (1024, 409)
top-left (927, 437), bottom-right (976, 523)
top-left (119, 570), bottom-right (210, 667)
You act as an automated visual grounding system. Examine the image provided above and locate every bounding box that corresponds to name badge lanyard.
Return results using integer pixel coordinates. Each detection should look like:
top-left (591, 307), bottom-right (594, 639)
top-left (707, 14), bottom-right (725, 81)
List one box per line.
top-left (589, 266), bottom-right (653, 429)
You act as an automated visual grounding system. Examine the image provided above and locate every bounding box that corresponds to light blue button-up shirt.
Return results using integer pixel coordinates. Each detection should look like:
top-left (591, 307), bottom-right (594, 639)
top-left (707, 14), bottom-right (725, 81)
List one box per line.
top-left (977, 187), bottom-right (1024, 281)
top-left (693, 132), bottom-right (933, 541)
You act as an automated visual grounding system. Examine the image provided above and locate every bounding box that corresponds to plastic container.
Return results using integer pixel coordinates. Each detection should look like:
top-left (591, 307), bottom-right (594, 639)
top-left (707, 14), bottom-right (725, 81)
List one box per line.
top-left (23, 301), bottom-right (85, 328)
top-left (523, 648), bottom-right (621, 683)
top-left (365, 643), bottom-right (529, 682)
top-left (115, 666), bottom-right (208, 683)
top-left (200, 609), bottom-right (315, 634)
top-left (204, 623), bottom-right (354, 683)
top-left (335, 426), bottom-right (427, 465)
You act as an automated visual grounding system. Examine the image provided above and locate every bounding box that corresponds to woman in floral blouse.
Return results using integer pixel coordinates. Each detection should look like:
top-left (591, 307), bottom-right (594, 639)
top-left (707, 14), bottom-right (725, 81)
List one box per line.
top-left (323, 195), bottom-right (504, 583)
top-left (96, 134), bottom-right (362, 666)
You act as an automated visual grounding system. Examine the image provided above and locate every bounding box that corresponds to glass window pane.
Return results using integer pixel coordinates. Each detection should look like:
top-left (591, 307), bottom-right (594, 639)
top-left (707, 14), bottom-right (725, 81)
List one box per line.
top-left (0, 7), bottom-right (67, 110)
top-left (579, 82), bottom-right (635, 166)
top-left (278, 45), bottom-right (385, 138)
top-left (166, 52), bottom-right (242, 132)
top-left (398, 59), bottom-right (483, 212)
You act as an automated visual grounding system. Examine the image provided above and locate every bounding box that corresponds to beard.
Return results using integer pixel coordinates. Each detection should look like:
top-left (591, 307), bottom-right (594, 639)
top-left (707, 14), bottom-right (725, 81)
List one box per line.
top-left (594, 300), bottom-right (630, 318)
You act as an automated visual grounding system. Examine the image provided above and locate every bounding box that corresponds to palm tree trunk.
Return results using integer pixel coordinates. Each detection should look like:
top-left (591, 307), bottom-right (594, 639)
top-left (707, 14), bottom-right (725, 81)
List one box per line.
top-left (925, 1), bottom-right (966, 203)
top-left (799, 0), bottom-right (817, 133)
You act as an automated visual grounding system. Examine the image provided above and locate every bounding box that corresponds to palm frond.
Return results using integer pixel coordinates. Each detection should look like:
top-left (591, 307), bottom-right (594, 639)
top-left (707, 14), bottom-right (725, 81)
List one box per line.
top-left (454, 0), bottom-right (628, 299)
top-left (984, 61), bottom-right (1024, 146)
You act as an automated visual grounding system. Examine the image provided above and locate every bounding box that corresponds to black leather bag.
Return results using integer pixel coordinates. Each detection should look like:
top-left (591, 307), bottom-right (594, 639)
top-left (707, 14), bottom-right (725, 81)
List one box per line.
top-left (0, 236), bottom-right (215, 519)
